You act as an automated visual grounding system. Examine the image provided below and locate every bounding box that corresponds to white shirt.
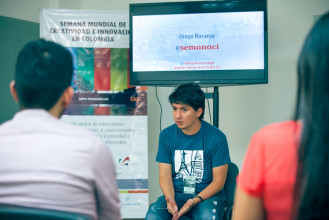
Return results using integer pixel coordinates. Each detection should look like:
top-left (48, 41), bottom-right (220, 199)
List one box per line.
top-left (0, 109), bottom-right (121, 220)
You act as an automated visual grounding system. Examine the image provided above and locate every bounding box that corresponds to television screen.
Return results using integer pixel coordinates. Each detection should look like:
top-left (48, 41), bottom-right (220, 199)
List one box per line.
top-left (129, 0), bottom-right (268, 86)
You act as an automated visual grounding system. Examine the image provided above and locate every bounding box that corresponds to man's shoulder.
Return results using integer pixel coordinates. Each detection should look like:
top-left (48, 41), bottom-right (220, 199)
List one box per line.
top-left (159, 124), bottom-right (180, 144)
top-left (201, 120), bottom-right (226, 137)
top-left (48, 120), bottom-right (108, 156)
top-left (161, 123), bottom-right (178, 134)
top-left (59, 120), bottom-right (101, 141)
top-left (0, 119), bottom-right (15, 136)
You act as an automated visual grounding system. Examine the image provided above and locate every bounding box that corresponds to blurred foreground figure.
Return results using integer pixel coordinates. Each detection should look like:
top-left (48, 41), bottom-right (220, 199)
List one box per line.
top-left (0, 39), bottom-right (121, 220)
top-left (234, 12), bottom-right (329, 220)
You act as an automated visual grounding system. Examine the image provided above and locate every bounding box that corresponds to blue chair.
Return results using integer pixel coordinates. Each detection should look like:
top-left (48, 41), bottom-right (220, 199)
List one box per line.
top-left (0, 205), bottom-right (91, 220)
top-left (223, 162), bottom-right (239, 220)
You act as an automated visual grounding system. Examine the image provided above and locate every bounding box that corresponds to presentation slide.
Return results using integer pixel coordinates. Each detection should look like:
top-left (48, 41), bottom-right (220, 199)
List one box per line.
top-left (132, 11), bottom-right (264, 71)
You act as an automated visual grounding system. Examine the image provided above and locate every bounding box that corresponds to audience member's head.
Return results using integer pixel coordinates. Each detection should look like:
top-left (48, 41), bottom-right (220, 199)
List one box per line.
top-left (293, 11), bottom-right (329, 219)
top-left (169, 83), bottom-right (205, 120)
top-left (11, 39), bottom-right (73, 111)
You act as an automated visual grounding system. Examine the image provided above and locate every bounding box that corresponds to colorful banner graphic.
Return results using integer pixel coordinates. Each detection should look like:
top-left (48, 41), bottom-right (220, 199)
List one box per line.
top-left (40, 9), bottom-right (148, 218)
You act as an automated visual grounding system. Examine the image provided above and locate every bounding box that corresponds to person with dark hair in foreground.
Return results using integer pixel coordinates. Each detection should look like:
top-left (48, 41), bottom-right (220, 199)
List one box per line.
top-left (234, 11), bottom-right (329, 220)
top-left (0, 39), bottom-right (121, 220)
top-left (145, 83), bottom-right (231, 220)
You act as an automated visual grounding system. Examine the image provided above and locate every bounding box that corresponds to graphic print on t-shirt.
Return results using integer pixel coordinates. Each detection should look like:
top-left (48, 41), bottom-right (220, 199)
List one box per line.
top-left (174, 150), bottom-right (204, 183)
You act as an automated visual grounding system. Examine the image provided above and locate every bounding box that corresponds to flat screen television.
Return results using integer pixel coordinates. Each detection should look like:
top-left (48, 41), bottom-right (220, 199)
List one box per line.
top-left (129, 0), bottom-right (268, 86)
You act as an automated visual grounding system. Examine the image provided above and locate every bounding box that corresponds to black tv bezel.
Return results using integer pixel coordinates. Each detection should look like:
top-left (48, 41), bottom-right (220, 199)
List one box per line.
top-left (129, 0), bottom-right (268, 87)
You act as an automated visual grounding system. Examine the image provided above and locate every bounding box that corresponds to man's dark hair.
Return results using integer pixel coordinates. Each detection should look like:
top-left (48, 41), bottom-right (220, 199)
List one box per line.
top-left (169, 83), bottom-right (205, 120)
top-left (14, 39), bottom-right (73, 110)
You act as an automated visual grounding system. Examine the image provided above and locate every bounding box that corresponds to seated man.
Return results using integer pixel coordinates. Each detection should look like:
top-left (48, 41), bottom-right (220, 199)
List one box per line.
top-left (145, 83), bottom-right (231, 220)
top-left (0, 39), bottom-right (121, 220)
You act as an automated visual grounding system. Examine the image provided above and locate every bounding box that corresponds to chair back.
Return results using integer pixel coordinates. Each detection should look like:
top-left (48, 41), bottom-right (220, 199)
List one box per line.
top-left (224, 162), bottom-right (239, 208)
top-left (0, 205), bottom-right (91, 220)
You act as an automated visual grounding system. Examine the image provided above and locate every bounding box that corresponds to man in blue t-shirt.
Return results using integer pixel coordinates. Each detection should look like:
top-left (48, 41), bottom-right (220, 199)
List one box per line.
top-left (145, 83), bottom-right (231, 220)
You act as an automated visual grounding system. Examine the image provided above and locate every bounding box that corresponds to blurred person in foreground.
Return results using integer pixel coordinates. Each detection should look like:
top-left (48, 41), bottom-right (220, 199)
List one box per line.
top-left (0, 39), bottom-right (121, 220)
top-left (234, 12), bottom-right (329, 220)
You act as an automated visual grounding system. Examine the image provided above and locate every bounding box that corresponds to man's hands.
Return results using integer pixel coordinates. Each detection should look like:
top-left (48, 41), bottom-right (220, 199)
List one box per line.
top-left (176, 199), bottom-right (194, 220)
top-left (167, 198), bottom-right (196, 220)
top-left (165, 197), bottom-right (178, 219)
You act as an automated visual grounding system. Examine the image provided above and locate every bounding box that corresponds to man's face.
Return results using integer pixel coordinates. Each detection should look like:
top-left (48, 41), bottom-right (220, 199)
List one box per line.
top-left (172, 103), bottom-right (202, 135)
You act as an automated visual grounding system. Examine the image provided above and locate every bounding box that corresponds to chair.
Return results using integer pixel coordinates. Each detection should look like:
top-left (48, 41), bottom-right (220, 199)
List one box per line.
top-left (0, 205), bottom-right (91, 220)
top-left (223, 162), bottom-right (239, 220)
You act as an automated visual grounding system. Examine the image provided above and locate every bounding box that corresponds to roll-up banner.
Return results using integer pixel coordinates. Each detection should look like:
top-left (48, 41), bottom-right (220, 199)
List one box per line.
top-left (40, 9), bottom-right (148, 218)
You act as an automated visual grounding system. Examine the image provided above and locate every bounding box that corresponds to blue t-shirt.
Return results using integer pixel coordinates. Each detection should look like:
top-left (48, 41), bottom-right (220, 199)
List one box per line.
top-left (156, 120), bottom-right (231, 198)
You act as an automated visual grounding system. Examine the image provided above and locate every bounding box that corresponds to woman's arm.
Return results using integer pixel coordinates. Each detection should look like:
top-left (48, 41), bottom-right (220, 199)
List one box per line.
top-left (233, 185), bottom-right (264, 220)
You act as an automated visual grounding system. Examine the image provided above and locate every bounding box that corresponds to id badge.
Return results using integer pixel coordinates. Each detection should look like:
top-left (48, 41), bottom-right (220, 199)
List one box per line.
top-left (183, 175), bottom-right (196, 194)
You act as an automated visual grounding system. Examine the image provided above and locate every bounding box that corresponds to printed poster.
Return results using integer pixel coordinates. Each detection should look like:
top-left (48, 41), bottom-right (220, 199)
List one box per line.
top-left (40, 9), bottom-right (148, 218)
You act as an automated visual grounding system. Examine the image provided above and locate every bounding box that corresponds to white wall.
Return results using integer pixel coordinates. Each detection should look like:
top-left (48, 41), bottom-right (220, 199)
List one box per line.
top-left (1, 0), bottom-right (329, 211)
